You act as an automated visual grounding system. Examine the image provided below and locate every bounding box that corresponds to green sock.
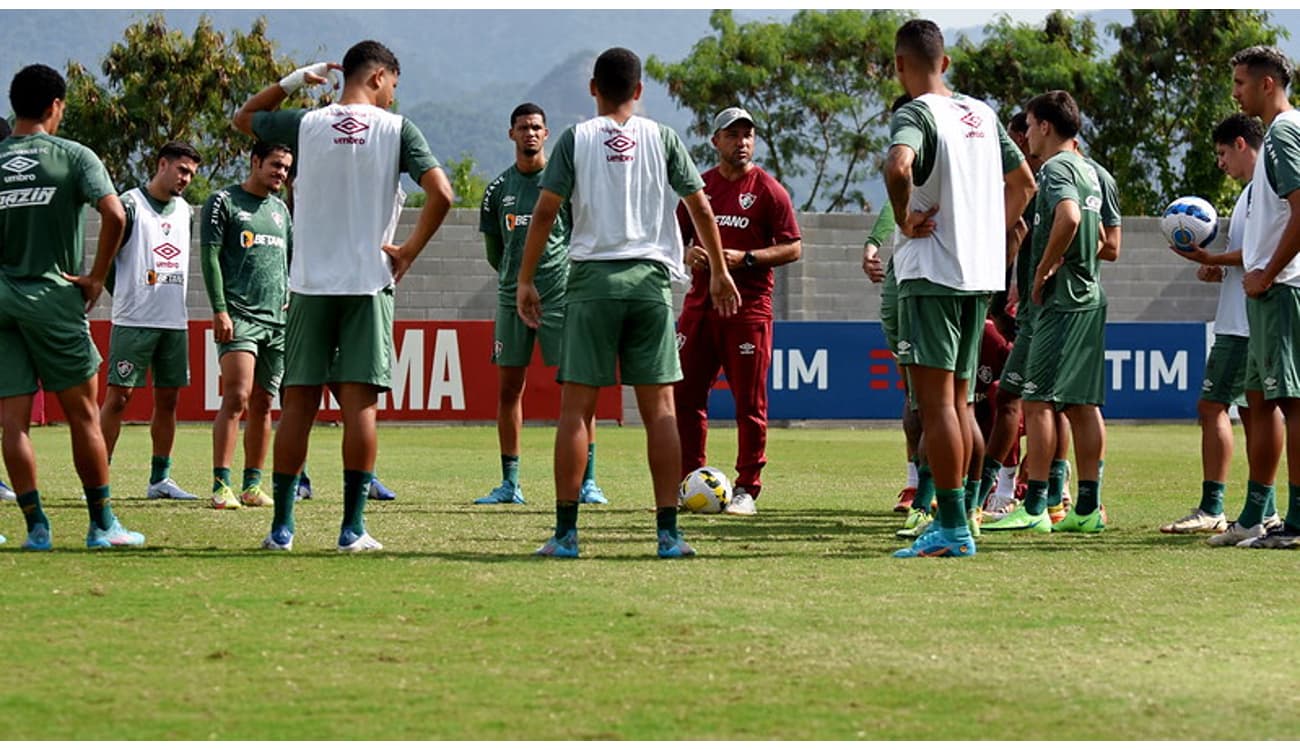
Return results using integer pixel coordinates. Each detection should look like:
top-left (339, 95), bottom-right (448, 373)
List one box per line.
top-left (149, 456), bottom-right (171, 485)
top-left (977, 457), bottom-right (1001, 509)
top-left (84, 485), bottom-right (114, 530)
top-left (501, 454), bottom-right (520, 486)
top-left (584, 443), bottom-right (597, 484)
top-left (1075, 480), bottom-right (1100, 516)
top-left (1024, 480), bottom-right (1049, 516)
top-left (242, 468), bottom-right (262, 492)
top-left (914, 463), bottom-right (935, 511)
top-left (556, 502), bottom-right (579, 536)
top-left (964, 477), bottom-right (979, 515)
top-left (342, 469), bottom-right (372, 536)
top-left (935, 488), bottom-right (967, 531)
top-left (1238, 480), bottom-right (1272, 528)
top-left (271, 472), bottom-right (298, 532)
top-left (212, 467), bottom-right (232, 493)
top-left (1285, 484), bottom-right (1300, 532)
top-left (1199, 481), bottom-right (1226, 516)
top-left (656, 505), bottom-right (678, 534)
top-left (1047, 459), bottom-right (1068, 506)
top-left (1263, 487), bottom-right (1278, 519)
top-left (18, 490), bottom-right (48, 532)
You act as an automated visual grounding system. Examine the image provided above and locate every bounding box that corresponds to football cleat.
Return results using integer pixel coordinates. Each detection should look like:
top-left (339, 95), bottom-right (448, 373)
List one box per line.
top-left (981, 506), bottom-right (1052, 533)
top-left (86, 519), bottom-right (145, 549)
top-left (1160, 508), bottom-right (1228, 534)
top-left (657, 529), bottom-right (696, 558)
top-left (535, 529), bottom-right (579, 558)
top-left (147, 477), bottom-right (198, 500)
top-left (894, 486), bottom-right (917, 513)
top-left (473, 482), bottom-right (525, 505)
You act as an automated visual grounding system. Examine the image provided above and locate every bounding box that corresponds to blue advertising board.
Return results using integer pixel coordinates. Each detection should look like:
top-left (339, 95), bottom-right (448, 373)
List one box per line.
top-left (705, 321), bottom-right (1208, 420)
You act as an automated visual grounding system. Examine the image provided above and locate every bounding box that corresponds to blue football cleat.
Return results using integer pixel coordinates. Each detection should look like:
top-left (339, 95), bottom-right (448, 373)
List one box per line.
top-left (535, 529), bottom-right (579, 558)
top-left (86, 519), bottom-right (145, 549)
top-left (22, 523), bottom-right (52, 551)
top-left (579, 480), bottom-right (609, 505)
top-left (474, 482), bottom-right (525, 505)
top-left (368, 476), bottom-right (396, 501)
top-left (657, 529), bottom-right (696, 558)
top-left (892, 526), bottom-right (976, 558)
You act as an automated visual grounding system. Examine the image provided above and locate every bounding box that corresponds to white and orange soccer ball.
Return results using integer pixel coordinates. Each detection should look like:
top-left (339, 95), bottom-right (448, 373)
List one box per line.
top-left (678, 467), bottom-right (732, 514)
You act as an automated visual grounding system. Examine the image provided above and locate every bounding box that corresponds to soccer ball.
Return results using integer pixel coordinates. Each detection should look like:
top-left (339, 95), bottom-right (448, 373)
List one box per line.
top-left (678, 467), bottom-right (732, 514)
top-left (1160, 196), bottom-right (1218, 252)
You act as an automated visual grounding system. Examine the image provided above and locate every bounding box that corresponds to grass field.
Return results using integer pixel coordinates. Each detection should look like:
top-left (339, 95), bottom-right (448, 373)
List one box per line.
top-left (1, 421), bottom-right (1298, 740)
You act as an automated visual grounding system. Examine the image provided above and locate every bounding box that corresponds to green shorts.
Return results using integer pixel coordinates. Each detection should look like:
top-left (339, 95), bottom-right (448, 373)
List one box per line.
top-left (283, 289), bottom-right (394, 390)
top-left (495, 302), bottom-right (564, 368)
top-left (559, 299), bottom-right (681, 386)
top-left (999, 306), bottom-right (1037, 399)
top-left (1201, 334), bottom-right (1248, 406)
top-left (1023, 305), bottom-right (1107, 407)
top-left (0, 277), bottom-right (101, 396)
top-left (880, 262), bottom-right (899, 353)
top-left (1245, 285), bottom-right (1300, 400)
top-left (895, 285), bottom-right (988, 381)
top-left (219, 315), bottom-right (286, 394)
top-left (107, 325), bottom-right (190, 388)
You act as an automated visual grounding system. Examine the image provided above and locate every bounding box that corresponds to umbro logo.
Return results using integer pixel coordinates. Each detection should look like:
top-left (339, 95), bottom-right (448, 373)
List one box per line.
top-left (332, 117), bottom-right (370, 136)
top-left (739, 342), bottom-right (756, 356)
top-left (1, 156), bottom-right (38, 174)
top-left (153, 243), bottom-right (181, 261)
top-left (960, 111), bottom-right (982, 129)
top-left (604, 134), bottom-right (636, 163)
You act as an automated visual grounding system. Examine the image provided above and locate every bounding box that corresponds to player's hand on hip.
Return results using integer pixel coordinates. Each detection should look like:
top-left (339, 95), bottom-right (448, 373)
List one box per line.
top-left (710, 273), bottom-right (741, 318)
top-left (900, 205), bottom-right (939, 238)
top-left (517, 282), bottom-right (542, 329)
top-left (1244, 269), bottom-right (1272, 298)
top-left (62, 272), bottom-right (103, 313)
top-left (687, 244), bottom-right (708, 271)
top-left (213, 312), bottom-right (234, 343)
top-left (862, 243), bottom-right (884, 282)
top-left (383, 243), bottom-right (415, 284)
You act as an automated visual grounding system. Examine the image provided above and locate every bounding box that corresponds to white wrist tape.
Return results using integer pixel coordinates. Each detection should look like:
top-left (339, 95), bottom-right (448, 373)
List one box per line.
top-left (279, 62), bottom-right (333, 95)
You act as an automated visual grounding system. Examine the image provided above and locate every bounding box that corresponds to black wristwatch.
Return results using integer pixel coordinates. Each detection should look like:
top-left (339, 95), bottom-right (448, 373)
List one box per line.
top-left (743, 251), bottom-right (756, 268)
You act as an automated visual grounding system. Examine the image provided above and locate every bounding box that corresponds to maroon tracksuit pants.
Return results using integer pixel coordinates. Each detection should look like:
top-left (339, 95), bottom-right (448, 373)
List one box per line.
top-left (674, 308), bottom-right (772, 497)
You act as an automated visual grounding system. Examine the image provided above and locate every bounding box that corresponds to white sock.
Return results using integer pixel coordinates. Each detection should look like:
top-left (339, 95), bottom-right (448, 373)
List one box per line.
top-left (906, 461), bottom-right (919, 488)
top-left (996, 466), bottom-right (1018, 495)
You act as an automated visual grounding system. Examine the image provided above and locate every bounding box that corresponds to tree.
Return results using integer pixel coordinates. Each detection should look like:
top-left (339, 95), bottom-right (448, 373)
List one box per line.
top-left (405, 155), bottom-right (486, 209)
top-left (61, 14), bottom-right (321, 200)
top-left (1093, 10), bottom-right (1283, 214)
top-left (950, 10), bottom-right (1285, 215)
top-left (648, 9), bottom-right (907, 212)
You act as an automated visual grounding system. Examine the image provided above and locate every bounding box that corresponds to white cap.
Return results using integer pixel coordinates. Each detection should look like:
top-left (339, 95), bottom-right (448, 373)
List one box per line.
top-left (712, 106), bottom-right (755, 133)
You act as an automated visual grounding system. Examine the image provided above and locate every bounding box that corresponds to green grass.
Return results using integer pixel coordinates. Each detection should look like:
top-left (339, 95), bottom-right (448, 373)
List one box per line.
top-left (1, 422), bottom-right (1299, 739)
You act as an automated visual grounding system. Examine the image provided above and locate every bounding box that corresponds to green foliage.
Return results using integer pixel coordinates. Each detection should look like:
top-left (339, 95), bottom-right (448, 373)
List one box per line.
top-left (446, 154), bottom-right (488, 208)
top-left (648, 9), bottom-right (908, 212)
top-left (951, 9), bottom-right (1286, 215)
top-left (60, 14), bottom-right (321, 202)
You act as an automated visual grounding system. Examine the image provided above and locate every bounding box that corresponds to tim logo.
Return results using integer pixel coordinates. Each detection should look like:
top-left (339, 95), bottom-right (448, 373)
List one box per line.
top-left (153, 243), bottom-right (181, 261)
top-left (333, 116), bottom-right (370, 145)
top-left (604, 134), bottom-right (636, 162)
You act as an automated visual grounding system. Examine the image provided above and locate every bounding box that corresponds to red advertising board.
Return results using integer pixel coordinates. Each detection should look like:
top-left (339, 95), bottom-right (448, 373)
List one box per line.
top-left (44, 320), bottom-right (622, 423)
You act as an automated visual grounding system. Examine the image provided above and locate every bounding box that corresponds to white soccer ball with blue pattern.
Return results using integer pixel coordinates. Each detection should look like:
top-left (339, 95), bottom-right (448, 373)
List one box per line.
top-left (1160, 196), bottom-right (1218, 252)
top-left (678, 467), bottom-right (732, 514)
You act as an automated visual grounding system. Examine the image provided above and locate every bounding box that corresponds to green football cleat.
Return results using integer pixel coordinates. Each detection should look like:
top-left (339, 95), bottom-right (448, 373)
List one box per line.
top-left (895, 508), bottom-right (933, 539)
top-left (981, 506), bottom-right (1052, 533)
top-left (967, 508), bottom-right (982, 538)
top-left (1052, 506), bottom-right (1106, 533)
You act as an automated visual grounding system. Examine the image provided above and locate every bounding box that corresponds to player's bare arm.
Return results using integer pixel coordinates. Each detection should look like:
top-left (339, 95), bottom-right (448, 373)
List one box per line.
top-left (233, 62), bottom-right (342, 136)
top-left (883, 144), bottom-right (938, 239)
top-left (862, 243), bottom-right (885, 283)
top-left (383, 166), bottom-right (453, 283)
top-left (682, 189), bottom-right (740, 317)
top-left (516, 189), bottom-right (563, 329)
top-left (1247, 190), bottom-right (1300, 297)
top-left (64, 193), bottom-right (126, 312)
top-left (1099, 225), bottom-right (1122, 262)
top-left (1003, 160), bottom-right (1036, 232)
top-left (1031, 199), bottom-right (1081, 305)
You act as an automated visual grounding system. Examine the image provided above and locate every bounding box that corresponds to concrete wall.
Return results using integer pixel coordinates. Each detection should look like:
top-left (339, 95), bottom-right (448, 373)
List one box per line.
top-left (84, 209), bottom-right (1220, 326)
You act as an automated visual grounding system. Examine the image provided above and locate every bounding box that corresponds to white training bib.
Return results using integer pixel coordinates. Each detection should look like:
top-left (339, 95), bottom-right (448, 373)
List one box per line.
top-left (1243, 109), bottom-right (1300, 288)
top-left (110, 187), bottom-right (191, 330)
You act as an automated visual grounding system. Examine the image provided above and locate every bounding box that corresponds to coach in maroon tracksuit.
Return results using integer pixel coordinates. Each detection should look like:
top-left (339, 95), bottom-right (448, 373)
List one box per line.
top-left (674, 107), bottom-right (802, 516)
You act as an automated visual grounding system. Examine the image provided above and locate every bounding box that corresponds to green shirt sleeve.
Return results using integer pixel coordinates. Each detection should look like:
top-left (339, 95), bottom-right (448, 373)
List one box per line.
top-left (1096, 162), bottom-right (1121, 227)
top-left (660, 125), bottom-right (705, 198)
top-left (251, 109), bottom-right (306, 151)
top-left (200, 191), bottom-right (229, 313)
top-left (479, 171), bottom-right (504, 270)
top-left (865, 204), bottom-right (897, 248)
top-left (1040, 159), bottom-right (1080, 215)
top-left (1268, 118), bottom-right (1300, 198)
top-left (994, 121), bottom-right (1025, 174)
top-left (399, 117), bottom-right (441, 184)
top-left (889, 101), bottom-right (935, 186)
top-left (74, 144), bottom-right (115, 205)
top-left (539, 128), bottom-right (576, 200)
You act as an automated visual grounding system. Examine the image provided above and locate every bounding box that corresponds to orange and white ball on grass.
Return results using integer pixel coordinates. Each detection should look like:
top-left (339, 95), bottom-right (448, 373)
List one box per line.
top-left (678, 467), bottom-right (732, 514)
